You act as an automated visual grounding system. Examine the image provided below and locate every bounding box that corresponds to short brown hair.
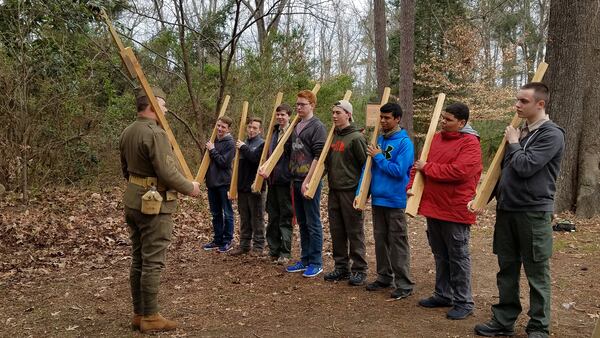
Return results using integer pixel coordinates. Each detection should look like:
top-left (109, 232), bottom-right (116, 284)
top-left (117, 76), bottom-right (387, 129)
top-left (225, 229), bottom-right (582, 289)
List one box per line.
top-left (218, 116), bottom-right (233, 127)
top-left (276, 104), bottom-right (292, 116)
top-left (297, 90), bottom-right (316, 106)
top-left (136, 96), bottom-right (150, 112)
top-left (247, 117), bottom-right (262, 126)
top-left (521, 82), bottom-right (549, 104)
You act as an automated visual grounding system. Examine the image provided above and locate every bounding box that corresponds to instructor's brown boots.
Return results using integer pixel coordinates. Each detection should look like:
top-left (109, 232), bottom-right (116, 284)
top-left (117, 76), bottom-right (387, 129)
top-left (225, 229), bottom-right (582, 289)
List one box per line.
top-left (140, 313), bottom-right (177, 333)
top-left (131, 314), bottom-right (142, 330)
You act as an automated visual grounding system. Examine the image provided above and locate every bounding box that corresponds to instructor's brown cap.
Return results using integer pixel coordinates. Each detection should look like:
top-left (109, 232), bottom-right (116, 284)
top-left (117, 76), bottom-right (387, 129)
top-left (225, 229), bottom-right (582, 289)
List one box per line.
top-left (136, 86), bottom-right (166, 100)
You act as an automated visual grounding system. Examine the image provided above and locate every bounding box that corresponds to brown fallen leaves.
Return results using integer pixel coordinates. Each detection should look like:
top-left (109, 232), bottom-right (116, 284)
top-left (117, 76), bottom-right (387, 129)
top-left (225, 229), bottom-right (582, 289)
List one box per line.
top-left (0, 186), bottom-right (214, 286)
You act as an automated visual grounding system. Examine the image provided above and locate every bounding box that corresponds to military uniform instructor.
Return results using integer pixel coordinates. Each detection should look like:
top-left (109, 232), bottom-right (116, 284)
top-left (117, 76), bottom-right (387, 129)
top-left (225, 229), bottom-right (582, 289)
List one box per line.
top-left (119, 87), bottom-right (200, 333)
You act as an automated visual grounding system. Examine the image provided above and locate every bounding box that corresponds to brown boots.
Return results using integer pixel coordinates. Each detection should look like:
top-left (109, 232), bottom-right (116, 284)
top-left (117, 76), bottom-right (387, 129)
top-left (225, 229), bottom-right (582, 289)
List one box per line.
top-left (131, 314), bottom-right (142, 330)
top-left (132, 313), bottom-right (177, 333)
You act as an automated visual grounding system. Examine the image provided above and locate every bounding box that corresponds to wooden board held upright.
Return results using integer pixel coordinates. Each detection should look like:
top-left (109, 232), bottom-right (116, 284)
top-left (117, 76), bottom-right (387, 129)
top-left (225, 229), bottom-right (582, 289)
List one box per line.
top-left (229, 101), bottom-right (249, 200)
top-left (256, 83), bottom-right (321, 178)
top-left (195, 95), bottom-right (231, 182)
top-left (251, 92), bottom-right (283, 193)
top-left (354, 87), bottom-right (391, 211)
top-left (405, 93), bottom-right (446, 217)
top-left (470, 61), bottom-right (548, 211)
top-left (124, 48), bottom-right (193, 180)
top-left (304, 90), bottom-right (352, 199)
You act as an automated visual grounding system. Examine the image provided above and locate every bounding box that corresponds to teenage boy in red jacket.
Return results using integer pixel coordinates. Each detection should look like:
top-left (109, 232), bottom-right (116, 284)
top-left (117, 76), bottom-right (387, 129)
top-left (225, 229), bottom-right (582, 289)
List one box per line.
top-left (407, 102), bottom-right (482, 320)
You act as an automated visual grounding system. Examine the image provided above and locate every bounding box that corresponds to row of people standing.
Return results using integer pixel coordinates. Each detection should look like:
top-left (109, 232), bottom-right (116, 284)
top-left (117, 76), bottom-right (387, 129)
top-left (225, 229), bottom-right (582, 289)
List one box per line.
top-left (120, 84), bottom-right (564, 337)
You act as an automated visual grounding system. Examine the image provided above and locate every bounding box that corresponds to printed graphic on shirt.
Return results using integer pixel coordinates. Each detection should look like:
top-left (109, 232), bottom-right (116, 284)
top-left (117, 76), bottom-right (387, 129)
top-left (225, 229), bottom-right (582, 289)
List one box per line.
top-left (331, 140), bottom-right (345, 153)
top-left (380, 144), bottom-right (394, 160)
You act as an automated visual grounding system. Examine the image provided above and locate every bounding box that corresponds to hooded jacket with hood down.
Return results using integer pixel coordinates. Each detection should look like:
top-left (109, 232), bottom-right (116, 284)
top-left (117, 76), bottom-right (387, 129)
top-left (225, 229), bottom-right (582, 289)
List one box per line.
top-left (407, 126), bottom-right (482, 224)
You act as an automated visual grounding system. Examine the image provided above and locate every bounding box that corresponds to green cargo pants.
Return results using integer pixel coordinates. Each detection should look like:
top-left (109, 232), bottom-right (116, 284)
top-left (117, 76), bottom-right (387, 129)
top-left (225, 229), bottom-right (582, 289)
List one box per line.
top-left (492, 210), bottom-right (553, 334)
top-left (125, 206), bottom-right (173, 315)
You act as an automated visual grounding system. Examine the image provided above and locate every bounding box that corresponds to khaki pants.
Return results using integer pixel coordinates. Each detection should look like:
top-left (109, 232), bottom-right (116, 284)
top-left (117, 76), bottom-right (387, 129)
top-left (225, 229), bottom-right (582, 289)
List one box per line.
top-left (125, 207), bottom-right (173, 315)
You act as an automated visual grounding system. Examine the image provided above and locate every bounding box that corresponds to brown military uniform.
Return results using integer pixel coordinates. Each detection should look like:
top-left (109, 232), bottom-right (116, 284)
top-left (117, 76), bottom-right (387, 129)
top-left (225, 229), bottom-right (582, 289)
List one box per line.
top-left (119, 116), bottom-right (193, 316)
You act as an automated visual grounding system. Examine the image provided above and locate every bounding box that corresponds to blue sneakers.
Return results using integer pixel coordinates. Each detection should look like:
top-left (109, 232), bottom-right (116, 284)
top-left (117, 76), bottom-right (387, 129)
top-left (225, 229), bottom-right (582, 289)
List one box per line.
top-left (286, 261), bottom-right (307, 273)
top-left (302, 265), bottom-right (323, 278)
top-left (218, 242), bottom-right (233, 253)
top-left (202, 241), bottom-right (219, 251)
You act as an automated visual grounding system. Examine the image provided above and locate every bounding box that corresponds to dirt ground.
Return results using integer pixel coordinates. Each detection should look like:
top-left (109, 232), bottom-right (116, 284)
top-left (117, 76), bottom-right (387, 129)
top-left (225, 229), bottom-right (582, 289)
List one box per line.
top-left (1, 187), bottom-right (599, 338)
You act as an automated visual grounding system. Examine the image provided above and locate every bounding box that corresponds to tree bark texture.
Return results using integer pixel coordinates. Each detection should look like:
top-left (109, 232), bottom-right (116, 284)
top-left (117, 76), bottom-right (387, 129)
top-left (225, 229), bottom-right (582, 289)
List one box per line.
top-left (398, 0), bottom-right (415, 138)
top-left (373, 0), bottom-right (389, 96)
top-left (546, 0), bottom-right (600, 217)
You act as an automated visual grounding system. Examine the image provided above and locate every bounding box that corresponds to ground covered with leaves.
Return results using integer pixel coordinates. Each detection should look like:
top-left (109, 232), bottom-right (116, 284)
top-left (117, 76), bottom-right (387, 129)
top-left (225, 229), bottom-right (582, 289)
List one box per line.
top-left (1, 187), bottom-right (599, 337)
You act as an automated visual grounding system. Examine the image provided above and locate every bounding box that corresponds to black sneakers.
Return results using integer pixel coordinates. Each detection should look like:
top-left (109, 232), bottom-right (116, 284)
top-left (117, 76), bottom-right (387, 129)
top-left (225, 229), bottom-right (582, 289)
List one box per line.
top-left (418, 296), bottom-right (453, 308)
top-left (390, 288), bottom-right (413, 300)
top-left (348, 272), bottom-right (367, 286)
top-left (474, 320), bottom-right (515, 336)
top-left (323, 269), bottom-right (350, 281)
top-left (446, 306), bottom-right (473, 320)
top-left (365, 280), bottom-right (391, 291)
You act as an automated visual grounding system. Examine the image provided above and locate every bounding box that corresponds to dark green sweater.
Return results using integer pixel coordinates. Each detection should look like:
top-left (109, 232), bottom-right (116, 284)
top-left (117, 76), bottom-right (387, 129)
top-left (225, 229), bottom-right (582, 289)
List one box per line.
top-left (326, 124), bottom-right (368, 190)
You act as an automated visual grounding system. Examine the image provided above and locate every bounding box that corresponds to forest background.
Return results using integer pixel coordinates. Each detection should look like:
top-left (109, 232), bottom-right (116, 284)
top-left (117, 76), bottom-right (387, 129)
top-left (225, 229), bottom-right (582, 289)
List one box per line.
top-left (0, 0), bottom-right (598, 217)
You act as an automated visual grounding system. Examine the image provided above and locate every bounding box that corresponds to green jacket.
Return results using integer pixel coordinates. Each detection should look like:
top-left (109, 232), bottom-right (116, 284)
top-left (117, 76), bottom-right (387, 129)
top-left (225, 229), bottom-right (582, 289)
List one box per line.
top-left (326, 123), bottom-right (368, 190)
top-left (119, 117), bottom-right (194, 213)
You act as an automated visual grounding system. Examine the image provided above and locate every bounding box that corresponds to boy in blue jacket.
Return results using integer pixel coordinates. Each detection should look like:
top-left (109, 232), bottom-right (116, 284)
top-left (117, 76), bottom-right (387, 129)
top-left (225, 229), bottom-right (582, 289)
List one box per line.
top-left (357, 102), bottom-right (415, 300)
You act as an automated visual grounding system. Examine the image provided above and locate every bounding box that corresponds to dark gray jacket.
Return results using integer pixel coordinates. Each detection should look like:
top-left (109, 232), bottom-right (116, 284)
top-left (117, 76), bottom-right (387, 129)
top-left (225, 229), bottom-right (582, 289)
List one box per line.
top-left (496, 120), bottom-right (565, 212)
top-left (206, 134), bottom-right (235, 189)
top-left (290, 116), bottom-right (327, 181)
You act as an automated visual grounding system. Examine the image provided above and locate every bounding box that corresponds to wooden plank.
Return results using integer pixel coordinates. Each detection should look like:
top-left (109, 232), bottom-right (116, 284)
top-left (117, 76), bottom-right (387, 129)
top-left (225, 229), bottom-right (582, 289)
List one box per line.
top-left (123, 48), bottom-right (193, 180)
top-left (228, 101), bottom-right (249, 200)
top-left (353, 87), bottom-right (391, 211)
top-left (405, 93), bottom-right (446, 217)
top-left (470, 61), bottom-right (548, 211)
top-left (99, 9), bottom-right (136, 79)
top-left (194, 95), bottom-right (231, 182)
top-left (251, 92), bottom-right (283, 193)
top-left (257, 84), bottom-right (321, 178)
top-left (304, 90), bottom-right (352, 199)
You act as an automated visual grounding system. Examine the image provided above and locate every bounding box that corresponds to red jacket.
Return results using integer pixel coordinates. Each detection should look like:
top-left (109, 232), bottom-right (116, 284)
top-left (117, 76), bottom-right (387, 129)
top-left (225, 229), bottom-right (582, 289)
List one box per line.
top-left (407, 131), bottom-right (482, 224)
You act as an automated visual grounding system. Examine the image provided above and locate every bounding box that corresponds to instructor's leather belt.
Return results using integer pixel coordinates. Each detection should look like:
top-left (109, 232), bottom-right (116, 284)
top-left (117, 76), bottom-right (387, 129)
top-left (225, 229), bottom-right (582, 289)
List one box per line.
top-left (129, 175), bottom-right (166, 191)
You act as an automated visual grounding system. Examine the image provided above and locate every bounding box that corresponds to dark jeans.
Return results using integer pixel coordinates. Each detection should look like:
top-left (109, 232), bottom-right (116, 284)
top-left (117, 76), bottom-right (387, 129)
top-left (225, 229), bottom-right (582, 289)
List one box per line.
top-left (293, 180), bottom-right (323, 267)
top-left (238, 191), bottom-right (266, 250)
top-left (125, 207), bottom-right (173, 315)
top-left (207, 186), bottom-right (234, 245)
top-left (328, 189), bottom-right (367, 272)
top-left (266, 184), bottom-right (293, 258)
top-left (491, 210), bottom-right (553, 334)
top-left (372, 206), bottom-right (414, 290)
top-left (426, 218), bottom-right (473, 310)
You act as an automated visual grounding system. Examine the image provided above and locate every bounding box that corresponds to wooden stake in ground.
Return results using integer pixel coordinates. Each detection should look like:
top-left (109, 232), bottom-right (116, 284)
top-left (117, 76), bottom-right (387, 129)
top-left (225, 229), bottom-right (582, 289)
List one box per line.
top-left (195, 95), bottom-right (231, 182)
top-left (95, 8), bottom-right (193, 179)
top-left (229, 101), bottom-right (249, 200)
top-left (404, 93), bottom-right (446, 217)
top-left (251, 92), bottom-right (283, 193)
top-left (353, 87), bottom-right (391, 211)
top-left (304, 90), bottom-right (352, 199)
top-left (470, 62), bottom-right (548, 211)
top-left (257, 84), bottom-right (321, 178)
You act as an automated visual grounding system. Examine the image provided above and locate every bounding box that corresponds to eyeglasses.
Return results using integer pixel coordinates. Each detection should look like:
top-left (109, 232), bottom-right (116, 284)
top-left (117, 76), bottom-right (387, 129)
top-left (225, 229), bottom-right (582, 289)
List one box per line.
top-left (295, 102), bottom-right (310, 107)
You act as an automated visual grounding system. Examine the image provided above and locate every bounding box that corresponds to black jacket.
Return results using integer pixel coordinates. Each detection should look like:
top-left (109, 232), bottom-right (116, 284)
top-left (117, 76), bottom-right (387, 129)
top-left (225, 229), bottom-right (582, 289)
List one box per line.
top-left (268, 124), bottom-right (292, 186)
top-left (238, 135), bottom-right (265, 193)
top-left (206, 134), bottom-right (235, 189)
top-left (496, 120), bottom-right (565, 212)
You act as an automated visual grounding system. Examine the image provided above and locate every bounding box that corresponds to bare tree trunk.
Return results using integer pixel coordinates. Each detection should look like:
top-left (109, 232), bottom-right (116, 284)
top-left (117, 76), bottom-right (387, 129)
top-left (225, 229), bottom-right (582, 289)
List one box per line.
top-left (373, 0), bottom-right (389, 96)
top-left (398, 0), bottom-right (415, 138)
top-left (174, 0), bottom-right (204, 144)
top-left (546, 0), bottom-right (600, 217)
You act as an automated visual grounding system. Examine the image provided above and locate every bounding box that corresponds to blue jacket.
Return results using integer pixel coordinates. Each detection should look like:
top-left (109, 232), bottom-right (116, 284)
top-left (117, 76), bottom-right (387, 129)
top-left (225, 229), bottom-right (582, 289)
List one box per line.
top-left (362, 128), bottom-right (414, 208)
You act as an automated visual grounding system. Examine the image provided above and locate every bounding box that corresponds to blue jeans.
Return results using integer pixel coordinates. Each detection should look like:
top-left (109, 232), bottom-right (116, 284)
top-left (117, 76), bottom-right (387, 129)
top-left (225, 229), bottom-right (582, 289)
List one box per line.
top-left (207, 186), bottom-right (234, 245)
top-left (293, 181), bottom-right (323, 267)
